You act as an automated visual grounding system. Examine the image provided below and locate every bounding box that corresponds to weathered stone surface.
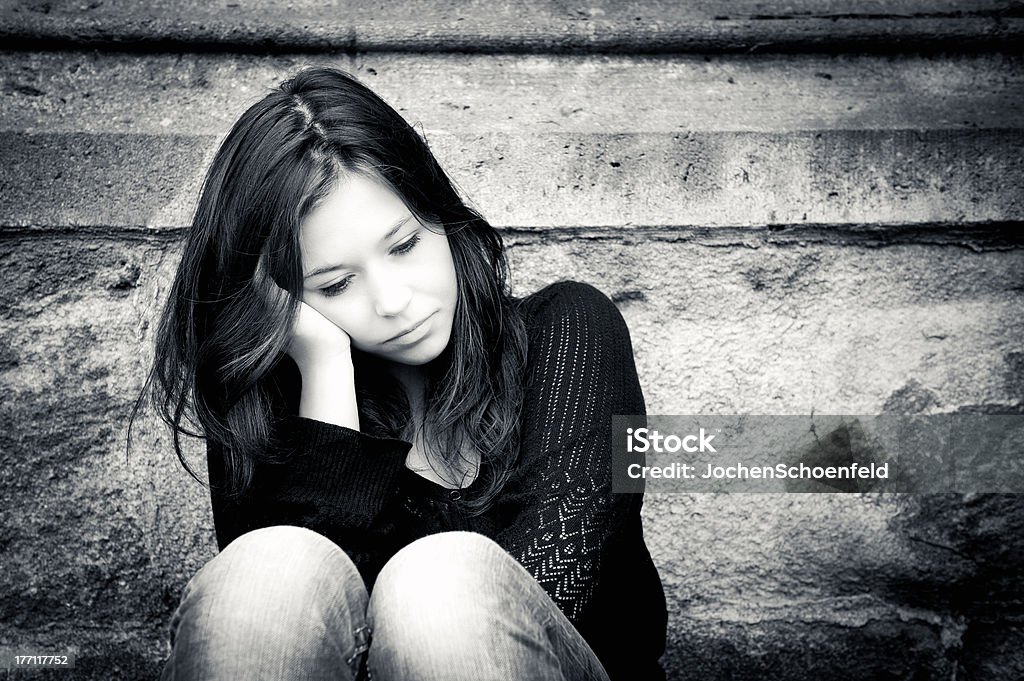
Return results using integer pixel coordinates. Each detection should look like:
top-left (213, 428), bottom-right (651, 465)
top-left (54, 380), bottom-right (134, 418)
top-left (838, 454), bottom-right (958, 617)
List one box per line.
top-left (5, 52), bottom-right (1023, 134)
top-left (2, 26), bottom-right (1022, 680)
top-left (2, 129), bottom-right (1022, 232)
top-left (3, 51), bottom-right (1022, 233)
top-left (1, 0), bottom-right (1021, 52)
top-left (2, 234), bottom-right (1022, 678)
top-left (510, 236), bottom-right (1024, 414)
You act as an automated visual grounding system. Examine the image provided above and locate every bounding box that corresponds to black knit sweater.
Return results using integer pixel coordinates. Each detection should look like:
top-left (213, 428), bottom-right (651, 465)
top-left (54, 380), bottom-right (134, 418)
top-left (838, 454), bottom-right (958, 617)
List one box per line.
top-left (206, 281), bottom-right (667, 680)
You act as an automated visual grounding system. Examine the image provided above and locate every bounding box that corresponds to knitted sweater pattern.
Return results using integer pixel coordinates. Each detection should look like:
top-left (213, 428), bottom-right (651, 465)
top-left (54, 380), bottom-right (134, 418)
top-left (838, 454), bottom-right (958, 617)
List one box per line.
top-left (206, 281), bottom-right (667, 680)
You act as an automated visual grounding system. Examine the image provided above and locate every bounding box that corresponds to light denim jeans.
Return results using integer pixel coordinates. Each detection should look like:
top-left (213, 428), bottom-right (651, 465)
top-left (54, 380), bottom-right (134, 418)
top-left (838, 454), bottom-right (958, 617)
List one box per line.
top-left (160, 526), bottom-right (612, 681)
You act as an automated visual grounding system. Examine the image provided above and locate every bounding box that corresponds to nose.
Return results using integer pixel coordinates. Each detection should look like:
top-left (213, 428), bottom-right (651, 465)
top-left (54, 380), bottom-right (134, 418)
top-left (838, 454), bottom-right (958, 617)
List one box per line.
top-left (373, 280), bottom-right (413, 317)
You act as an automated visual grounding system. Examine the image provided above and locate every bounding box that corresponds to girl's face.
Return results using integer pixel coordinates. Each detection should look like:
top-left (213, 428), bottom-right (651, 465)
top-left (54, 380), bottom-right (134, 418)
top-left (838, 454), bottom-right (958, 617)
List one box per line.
top-left (299, 173), bottom-right (458, 366)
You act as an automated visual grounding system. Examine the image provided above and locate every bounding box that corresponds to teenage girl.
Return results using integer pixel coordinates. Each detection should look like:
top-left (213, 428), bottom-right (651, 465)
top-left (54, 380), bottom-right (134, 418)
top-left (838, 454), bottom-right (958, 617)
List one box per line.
top-left (146, 66), bottom-right (666, 681)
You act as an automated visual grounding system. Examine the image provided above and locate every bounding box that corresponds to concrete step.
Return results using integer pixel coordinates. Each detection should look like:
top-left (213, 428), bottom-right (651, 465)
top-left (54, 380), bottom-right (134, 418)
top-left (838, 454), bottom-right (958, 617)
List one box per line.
top-left (3, 52), bottom-right (1023, 232)
top-left (2, 0), bottom-right (1022, 52)
top-left (6, 52), bottom-right (1022, 134)
top-left (3, 129), bottom-right (1022, 232)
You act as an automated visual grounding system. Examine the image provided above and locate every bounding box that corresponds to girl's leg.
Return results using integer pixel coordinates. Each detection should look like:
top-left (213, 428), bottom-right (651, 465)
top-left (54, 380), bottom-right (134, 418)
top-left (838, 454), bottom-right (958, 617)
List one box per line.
top-left (160, 525), bottom-right (371, 681)
top-left (367, 531), bottom-right (610, 681)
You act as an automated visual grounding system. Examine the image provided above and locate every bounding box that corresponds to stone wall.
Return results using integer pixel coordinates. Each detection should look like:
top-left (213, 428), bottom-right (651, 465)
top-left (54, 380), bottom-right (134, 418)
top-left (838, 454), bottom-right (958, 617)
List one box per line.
top-left (2, 2), bottom-right (1023, 678)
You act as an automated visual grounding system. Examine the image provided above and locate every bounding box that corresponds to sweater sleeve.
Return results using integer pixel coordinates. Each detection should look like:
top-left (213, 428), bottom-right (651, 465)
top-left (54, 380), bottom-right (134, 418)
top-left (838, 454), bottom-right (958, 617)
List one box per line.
top-left (206, 416), bottom-right (411, 583)
top-left (497, 281), bottom-right (646, 625)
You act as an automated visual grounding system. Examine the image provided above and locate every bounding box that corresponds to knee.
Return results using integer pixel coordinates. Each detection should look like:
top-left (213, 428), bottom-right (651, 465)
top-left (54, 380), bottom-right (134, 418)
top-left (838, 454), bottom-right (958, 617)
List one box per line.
top-left (200, 526), bottom-right (357, 600)
top-left (177, 525), bottom-right (365, 636)
top-left (369, 532), bottom-right (513, 640)
top-left (164, 526), bottom-right (369, 677)
top-left (368, 533), bottom-right (548, 678)
top-left (373, 531), bottom-right (510, 602)
top-left (385, 530), bottom-right (509, 576)
top-left (222, 523), bottom-right (336, 562)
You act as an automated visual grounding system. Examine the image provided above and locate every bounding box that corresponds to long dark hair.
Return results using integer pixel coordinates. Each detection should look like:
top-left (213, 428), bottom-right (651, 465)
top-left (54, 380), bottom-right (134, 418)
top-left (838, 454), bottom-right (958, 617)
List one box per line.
top-left (135, 66), bottom-right (527, 514)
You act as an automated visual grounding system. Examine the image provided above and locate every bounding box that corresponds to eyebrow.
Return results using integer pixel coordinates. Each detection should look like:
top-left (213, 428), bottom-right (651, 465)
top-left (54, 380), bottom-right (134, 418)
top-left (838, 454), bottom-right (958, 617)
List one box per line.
top-left (303, 216), bottom-right (413, 280)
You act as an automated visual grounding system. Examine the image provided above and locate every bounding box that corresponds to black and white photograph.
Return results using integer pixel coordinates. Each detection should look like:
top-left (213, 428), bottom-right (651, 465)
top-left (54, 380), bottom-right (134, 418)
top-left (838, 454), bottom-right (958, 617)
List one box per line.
top-left (1, 2), bottom-right (1023, 679)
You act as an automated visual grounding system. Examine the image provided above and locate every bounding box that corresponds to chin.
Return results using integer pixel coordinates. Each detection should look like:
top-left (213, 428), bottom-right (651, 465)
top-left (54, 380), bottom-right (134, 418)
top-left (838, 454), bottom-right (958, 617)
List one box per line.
top-left (389, 351), bottom-right (436, 367)
top-left (388, 331), bottom-right (452, 367)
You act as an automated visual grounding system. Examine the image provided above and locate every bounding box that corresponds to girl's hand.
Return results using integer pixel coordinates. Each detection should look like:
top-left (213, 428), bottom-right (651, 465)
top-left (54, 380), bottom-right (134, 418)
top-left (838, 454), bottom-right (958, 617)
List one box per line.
top-left (288, 298), bottom-right (359, 428)
top-left (257, 262), bottom-right (359, 430)
top-left (256, 258), bottom-right (352, 371)
top-left (285, 298), bottom-right (353, 372)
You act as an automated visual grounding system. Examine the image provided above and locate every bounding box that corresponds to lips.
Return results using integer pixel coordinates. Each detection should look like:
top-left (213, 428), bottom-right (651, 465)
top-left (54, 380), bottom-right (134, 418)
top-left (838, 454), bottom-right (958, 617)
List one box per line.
top-left (384, 312), bottom-right (436, 343)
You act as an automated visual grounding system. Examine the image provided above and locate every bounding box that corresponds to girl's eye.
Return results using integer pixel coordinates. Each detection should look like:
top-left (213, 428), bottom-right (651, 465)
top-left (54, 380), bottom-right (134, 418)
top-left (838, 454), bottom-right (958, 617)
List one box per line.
top-left (390, 232), bottom-right (421, 256)
top-left (318, 232), bottom-right (420, 297)
top-left (320, 275), bottom-right (353, 297)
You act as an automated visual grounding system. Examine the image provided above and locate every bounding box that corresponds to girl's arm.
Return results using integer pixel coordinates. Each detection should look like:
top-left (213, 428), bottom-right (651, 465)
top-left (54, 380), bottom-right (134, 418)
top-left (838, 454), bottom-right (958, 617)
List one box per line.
top-left (496, 282), bottom-right (647, 626)
top-left (205, 416), bottom-right (411, 584)
top-left (205, 302), bottom-right (407, 583)
top-left (288, 300), bottom-right (360, 430)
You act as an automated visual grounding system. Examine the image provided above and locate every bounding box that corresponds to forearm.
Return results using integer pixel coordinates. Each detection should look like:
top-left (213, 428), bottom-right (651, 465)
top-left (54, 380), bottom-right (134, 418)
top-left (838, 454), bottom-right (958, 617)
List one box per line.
top-left (297, 358), bottom-right (360, 430)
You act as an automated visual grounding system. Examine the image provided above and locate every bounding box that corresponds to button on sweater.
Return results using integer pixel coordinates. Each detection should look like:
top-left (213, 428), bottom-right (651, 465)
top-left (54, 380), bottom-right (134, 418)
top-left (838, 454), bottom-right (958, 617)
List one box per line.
top-left (206, 281), bottom-right (667, 681)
